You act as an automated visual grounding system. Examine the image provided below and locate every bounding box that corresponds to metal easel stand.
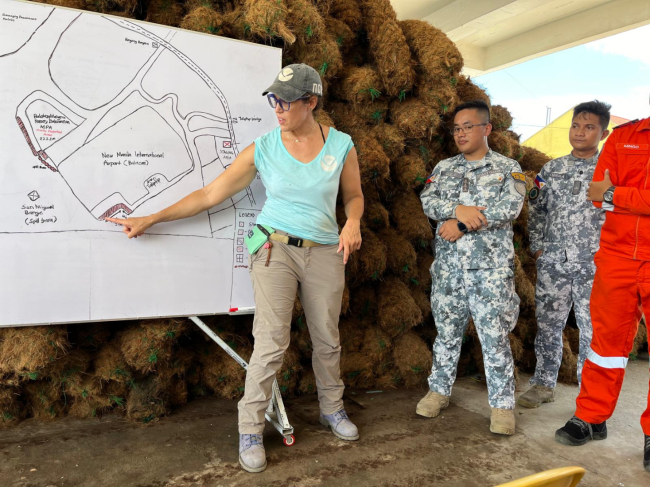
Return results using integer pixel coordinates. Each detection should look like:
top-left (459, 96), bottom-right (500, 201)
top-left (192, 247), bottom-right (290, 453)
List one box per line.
top-left (189, 316), bottom-right (296, 446)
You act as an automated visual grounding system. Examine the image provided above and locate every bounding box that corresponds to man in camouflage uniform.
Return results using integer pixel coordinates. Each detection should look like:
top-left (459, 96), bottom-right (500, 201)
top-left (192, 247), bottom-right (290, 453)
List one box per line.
top-left (417, 100), bottom-right (525, 435)
top-left (518, 101), bottom-right (610, 408)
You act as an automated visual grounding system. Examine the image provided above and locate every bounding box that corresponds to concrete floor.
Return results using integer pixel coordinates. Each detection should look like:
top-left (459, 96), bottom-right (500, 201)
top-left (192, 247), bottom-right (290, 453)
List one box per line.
top-left (1, 358), bottom-right (648, 487)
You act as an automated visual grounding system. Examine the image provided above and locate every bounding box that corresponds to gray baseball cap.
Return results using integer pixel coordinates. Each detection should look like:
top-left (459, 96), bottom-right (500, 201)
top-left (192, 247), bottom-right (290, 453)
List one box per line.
top-left (262, 64), bottom-right (323, 102)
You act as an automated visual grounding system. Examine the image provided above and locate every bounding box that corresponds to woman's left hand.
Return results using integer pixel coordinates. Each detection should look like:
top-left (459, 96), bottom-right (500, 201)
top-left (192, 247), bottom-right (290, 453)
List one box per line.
top-left (338, 219), bottom-right (362, 264)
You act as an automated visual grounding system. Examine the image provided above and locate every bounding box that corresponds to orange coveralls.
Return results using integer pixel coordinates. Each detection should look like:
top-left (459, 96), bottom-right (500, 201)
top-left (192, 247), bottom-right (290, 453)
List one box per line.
top-left (575, 117), bottom-right (650, 434)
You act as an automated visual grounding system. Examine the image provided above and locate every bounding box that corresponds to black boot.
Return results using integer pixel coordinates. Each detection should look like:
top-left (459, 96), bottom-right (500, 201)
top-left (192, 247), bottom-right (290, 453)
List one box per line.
top-left (644, 435), bottom-right (650, 472)
top-left (555, 416), bottom-right (607, 446)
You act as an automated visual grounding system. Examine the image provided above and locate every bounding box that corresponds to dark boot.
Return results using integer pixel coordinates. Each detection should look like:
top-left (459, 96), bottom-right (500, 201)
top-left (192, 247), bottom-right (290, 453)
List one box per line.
top-left (555, 416), bottom-right (607, 446)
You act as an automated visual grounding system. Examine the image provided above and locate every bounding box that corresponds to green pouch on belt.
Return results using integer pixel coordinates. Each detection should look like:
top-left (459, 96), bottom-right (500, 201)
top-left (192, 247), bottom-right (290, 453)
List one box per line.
top-left (244, 224), bottom-right (275, 254)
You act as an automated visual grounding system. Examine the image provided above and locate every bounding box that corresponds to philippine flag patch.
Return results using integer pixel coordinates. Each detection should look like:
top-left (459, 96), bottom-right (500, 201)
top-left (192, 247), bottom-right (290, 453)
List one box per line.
top-left (534, 174), bottom-right (547, 189)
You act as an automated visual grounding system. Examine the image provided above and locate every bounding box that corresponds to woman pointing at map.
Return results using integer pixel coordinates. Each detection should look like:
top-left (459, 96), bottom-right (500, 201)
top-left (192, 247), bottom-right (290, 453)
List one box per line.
top-left (108, 64), bottom-right (364, 473)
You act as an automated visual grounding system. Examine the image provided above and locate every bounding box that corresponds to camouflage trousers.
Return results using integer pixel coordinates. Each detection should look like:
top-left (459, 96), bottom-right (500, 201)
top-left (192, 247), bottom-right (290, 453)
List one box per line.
top-left (428, 259), bottom-right (520, 409)
top-left (531, 257), bottom-right (595, 389)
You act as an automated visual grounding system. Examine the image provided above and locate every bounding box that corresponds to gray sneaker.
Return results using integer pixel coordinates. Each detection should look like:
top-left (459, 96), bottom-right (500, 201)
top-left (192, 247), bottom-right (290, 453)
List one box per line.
top-left (239, 434), bottom-right (267, 473)
top-left (518, 385), bottom-right (556, 408)
top-left (320, 409), bottom-right (359, 441)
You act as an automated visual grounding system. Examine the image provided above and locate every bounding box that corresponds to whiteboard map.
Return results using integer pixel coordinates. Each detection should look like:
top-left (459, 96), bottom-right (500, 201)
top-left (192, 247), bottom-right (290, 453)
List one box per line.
top-left (0, 0), bottom-right (281, 326)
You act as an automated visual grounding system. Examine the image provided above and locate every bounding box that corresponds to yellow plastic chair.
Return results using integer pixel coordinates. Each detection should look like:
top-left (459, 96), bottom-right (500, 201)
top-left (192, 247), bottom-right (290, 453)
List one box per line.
top-left (495, 467), bottom-right (585, 487)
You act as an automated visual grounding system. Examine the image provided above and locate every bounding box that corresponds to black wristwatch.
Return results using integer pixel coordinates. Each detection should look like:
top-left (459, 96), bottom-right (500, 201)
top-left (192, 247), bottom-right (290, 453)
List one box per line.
top-left (457, 221), bottom-right (468, 233)
top-left (603, 186), bottom-right (616, 204)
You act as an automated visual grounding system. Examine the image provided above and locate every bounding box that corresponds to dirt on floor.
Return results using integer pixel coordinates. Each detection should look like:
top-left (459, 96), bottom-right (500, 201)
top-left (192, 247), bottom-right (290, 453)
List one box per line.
top-left (1, 359), bottom-right (648, 487)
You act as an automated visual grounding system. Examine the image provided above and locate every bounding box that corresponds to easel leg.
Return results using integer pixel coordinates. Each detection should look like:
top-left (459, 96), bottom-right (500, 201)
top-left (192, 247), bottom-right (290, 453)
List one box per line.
top-left (189, 316), bottom-right (295, 446)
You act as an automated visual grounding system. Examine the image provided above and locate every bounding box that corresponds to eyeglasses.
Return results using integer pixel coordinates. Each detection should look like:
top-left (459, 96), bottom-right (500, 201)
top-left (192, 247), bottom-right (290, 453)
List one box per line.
top-left (267, 94), bottom-right (310, 111)
top-left (450, 123), bottom-right (488, 135)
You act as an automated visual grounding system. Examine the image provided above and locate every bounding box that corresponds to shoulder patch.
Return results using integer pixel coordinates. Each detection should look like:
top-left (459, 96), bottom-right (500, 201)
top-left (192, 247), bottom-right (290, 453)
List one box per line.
top-left (511, 172), bottom-right (526, 182)
top-left (529, 187), bottom-right (539, 201)
top-left (613, 119), bottom-right (639, 130)
top-left (425, 174), bottom-right (436, 185)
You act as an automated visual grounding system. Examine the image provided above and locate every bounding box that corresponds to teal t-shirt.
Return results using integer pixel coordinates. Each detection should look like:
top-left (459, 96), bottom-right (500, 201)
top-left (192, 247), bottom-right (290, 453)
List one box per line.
top-left (254, 126), bottom-right (354, 245)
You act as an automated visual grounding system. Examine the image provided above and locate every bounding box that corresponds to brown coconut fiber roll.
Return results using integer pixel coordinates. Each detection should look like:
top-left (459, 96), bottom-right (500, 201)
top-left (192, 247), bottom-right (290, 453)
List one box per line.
top-left (520, 146), bottom-right (551, 173)
top-left (409, 283), bottom-right (431, 320)
top-left (417, 77), bottom-right (460, 116)
top-left (340, 351), bottom-right (374, 389)
top-left (298, 370), bottom-right (317, 395)
top-left (631, 324), bottom-right (648, 359)
top-left (126, 376), bottom-right (168, 423)
top-left (399, 19), bottom-right (463, 82)
top-left (392, 331), bottom-right (432, 389)
top-left (488, 131), bottom-right (514, 159)
top-left (118, 319), bottom-right (188, 374)
top-left (360, 326), bottom-right (393, 364)
top-left (338, 317), bottom-right (366, 354)
top-left (93, 342), bottom-right (133, 383)
top-left (380, 226), bottom-right (417, 275)
top-left (334, 65), bottom-right (384, 105)
top-left (359, 0), bottom-right (415, 97)
top-left (345, 228), bottom-right (387, 285)
top-left (348, 284), bottom-right (378, 321)
top-left (354, 132), bottom-right (391, 183)
top-left (244, 0), bottom-right (296, 44)
top-left (490, 105), bottom-right (514, 132)
top-left (341, 283), bottom-right (351, 314)
top-left (390, 98), bottom-right (441, 140)
top-left (455, 75), bottom-right (491, 106)
top-left (180, 6), bottom-right (229, 35)
top-left (0, 325), bottom-right (69, 377)
top-left (557, 333), bottom-right (578, 384)
top-left (276, 343), bottom-right (303, 396)
top-left (314, 109), bottom-right (337, 128)
top-left (325, 17), bottom-right (355, 54)
top-left (377, 277), bottom-right (422, 338)
top-left (286, 32), bottom-right (343, 80)
top-left (0, 386), bottom-right (24, 427)
top-left (371, 123), bottom-right (405, 162)
top-left (392, 152), bottom-right (427, 190)
top-left (34, 0), bottom-right (87, 10)
top-left (146, 0), bottom-right (185, 27)
top-left (286, 0), bottom-right (326, 42)
top-left (24, 380), bottom-right (65, 420)
top-left (362, 199), bottom-right (390, 232)
top-left (390, 190), bottom-right (434, 244)
top-left (329, 0), bottom-right (363, 32)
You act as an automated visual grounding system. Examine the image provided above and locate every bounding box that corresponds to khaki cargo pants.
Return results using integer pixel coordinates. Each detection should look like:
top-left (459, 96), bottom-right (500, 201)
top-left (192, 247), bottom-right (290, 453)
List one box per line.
top-left (238, 231), bottom-right (346, 434)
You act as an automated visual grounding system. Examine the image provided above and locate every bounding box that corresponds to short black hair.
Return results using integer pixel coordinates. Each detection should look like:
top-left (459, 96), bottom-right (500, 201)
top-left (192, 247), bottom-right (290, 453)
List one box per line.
top-left (573, 100), bottom-right (611, 130)
top-left (454, 100), bottom-right (490, 123)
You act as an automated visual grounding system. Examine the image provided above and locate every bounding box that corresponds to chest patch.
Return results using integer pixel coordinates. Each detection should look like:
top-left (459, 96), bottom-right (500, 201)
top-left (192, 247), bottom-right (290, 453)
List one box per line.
top-left (477, 172), bottom-right (503, 186)
top-left (441, 170), bottom-right (463, 179)
top-left (321, 154), bottom-right (338, 172)
top-left (511, 172), bottom-right (526, 182)
top-left (572, 181), bottom-right (582, 195)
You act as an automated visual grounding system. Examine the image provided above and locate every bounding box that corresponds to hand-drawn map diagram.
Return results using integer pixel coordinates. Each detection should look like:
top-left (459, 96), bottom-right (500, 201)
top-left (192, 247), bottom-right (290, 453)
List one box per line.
top-left (0, 0), bottom-right (281, 326)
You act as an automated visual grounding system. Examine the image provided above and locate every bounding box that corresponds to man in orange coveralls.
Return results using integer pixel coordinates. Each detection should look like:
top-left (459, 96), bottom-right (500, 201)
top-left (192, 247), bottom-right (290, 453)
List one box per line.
top-left (554, 117), bottom-right (650, 473)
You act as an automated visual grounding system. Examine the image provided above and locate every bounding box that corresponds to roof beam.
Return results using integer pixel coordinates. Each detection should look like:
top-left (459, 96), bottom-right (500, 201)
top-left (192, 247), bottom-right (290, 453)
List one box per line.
top-left (461, 0), bottom-right (650, 74)
top-left (423, 0), bottom-right (516, 34)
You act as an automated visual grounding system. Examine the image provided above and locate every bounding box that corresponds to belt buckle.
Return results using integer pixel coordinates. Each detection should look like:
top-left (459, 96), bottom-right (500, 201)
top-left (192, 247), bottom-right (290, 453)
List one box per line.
top-left (288, 237), bottom-right (303, 247)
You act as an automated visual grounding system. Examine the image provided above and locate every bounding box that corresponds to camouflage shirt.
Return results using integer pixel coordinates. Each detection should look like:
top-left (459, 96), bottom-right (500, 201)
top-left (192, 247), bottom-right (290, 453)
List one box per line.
top-left (420, 150), bottom-right (526, 269)
top-left (528, 152), bottom-right (605, 262)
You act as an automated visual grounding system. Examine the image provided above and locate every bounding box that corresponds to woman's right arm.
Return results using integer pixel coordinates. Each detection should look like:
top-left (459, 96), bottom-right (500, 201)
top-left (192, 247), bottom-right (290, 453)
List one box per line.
top-left (107, 143), bottom-right (257, 238)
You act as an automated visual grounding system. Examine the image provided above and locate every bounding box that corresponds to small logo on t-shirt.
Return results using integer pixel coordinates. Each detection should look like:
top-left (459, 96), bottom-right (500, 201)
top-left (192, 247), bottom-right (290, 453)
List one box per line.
top-left (321, 155), bottom-right (337, 172)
